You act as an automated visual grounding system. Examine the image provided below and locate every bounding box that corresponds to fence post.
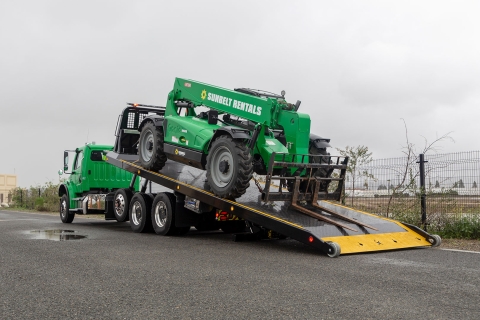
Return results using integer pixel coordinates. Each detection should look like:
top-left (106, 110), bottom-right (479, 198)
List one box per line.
top-left (417, 154), bottom-right (428, 231)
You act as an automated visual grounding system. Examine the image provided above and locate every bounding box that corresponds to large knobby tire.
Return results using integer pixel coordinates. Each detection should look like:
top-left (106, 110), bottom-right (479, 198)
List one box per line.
top-left (129, 193), bottom-right (153, 233)
top-left (309, 145), bottom-right (331, 178)
top-left (206, 136), bottom-right (253, 199)
top-left (287, 145), bottom-right (333, 192)
top-left (113, 188), bottom-right (133, 222)
top-left (138, 121), bottom-right (167, 172)
top-left (60, 194), bottom-right (75, 223)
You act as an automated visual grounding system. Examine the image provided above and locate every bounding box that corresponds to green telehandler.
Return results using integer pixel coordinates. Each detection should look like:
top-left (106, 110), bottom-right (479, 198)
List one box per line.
top-left (137, 78), bottom-right (338, 199)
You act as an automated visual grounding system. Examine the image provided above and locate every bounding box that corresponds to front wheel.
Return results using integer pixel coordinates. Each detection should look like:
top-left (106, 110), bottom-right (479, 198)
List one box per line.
top-left (138, 122), bottom-right (167, 172)
top-left (60, 194), bottom-right (75, 223)
top-left (206, 136), bottom-right (253, 199)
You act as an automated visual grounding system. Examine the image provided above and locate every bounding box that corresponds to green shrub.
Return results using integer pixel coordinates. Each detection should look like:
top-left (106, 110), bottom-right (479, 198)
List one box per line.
top-left (10, 182), bottom-right (59, 212)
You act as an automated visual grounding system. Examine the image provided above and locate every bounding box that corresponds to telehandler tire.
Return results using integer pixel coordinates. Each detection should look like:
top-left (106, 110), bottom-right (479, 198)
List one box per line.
top-left (309, 144), bottom-right (331, 178)
top-left (206, 136), bottom-right (253, 199)
top-left (113, 188), bottom-right (133, 222)
top-left (138, 122), bottom-right (167, 172)
top-left (60, 194), bottom-right (75, 223)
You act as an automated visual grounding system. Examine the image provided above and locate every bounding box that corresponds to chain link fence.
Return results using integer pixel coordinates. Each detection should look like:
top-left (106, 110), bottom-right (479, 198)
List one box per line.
top-left (344, 151), bottom-right (480, 237)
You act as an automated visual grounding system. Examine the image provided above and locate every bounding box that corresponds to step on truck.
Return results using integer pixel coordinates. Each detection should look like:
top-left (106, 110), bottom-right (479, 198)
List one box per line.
top-left (59, 80), bottom-right (441, 257)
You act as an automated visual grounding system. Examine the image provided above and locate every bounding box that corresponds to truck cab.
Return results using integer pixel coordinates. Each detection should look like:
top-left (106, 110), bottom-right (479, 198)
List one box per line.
top-left (58, 143), bottom-right (139, 223)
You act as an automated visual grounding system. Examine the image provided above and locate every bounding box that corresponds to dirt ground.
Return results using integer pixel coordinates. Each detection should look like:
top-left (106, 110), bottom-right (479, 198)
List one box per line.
top-left (2, 207), bottom-right (479, 252)
top-left (439, 238), bottom-right (480, 252)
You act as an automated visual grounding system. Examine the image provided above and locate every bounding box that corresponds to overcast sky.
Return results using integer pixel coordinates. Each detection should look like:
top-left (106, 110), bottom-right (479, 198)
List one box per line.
top-left (1, 0), bottom-right (479, 187)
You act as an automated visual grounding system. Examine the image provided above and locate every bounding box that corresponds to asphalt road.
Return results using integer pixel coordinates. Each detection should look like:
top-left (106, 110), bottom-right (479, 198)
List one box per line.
top-left (1, 210), bottom-right (479, 320)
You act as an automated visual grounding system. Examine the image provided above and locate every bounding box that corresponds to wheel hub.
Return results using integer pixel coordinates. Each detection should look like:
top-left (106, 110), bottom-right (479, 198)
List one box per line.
top-left (132, 202), bottom-right (142, 225)
top-left (219, 160), bottom-right (230, 174)
top-left (154, 201), bottom-right (167, 227)
top-left (61, 201), bottom-right (66, 218)
top-left (115, 195), bottom-right (125, 215)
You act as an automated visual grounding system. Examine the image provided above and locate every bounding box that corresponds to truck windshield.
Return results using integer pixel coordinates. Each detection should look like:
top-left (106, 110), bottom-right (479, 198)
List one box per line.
top-left (74, 151), bottom-right (84, 170)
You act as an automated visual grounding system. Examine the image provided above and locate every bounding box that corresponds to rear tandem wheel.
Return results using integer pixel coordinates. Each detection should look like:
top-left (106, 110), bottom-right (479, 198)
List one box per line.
top-left (129, 193), bottom-right (153, 233)
top-left (151, 192), bottom-right (190, 236)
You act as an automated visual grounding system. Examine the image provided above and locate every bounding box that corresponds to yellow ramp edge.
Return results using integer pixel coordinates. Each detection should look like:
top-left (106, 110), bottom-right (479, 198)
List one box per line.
top-left (319, 201), bottom-right (433, 254)
top-left (321, 224), bottom-right (432, 254)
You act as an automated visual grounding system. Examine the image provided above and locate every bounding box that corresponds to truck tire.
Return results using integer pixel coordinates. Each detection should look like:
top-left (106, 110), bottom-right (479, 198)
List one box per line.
top-left (151, 192), bottom-right (174, 235)
top-left (113, 188), bottom-right (133, 222)
top-left (129, 193), bottom-right (153, 233)
top-left (60, 194), bottom-right (75, 223)
top-left (138, 122), bottom-right (167, 172)
top-left (151, 192), bottom-right (190, 236)
top-left (206, 136), bottom-right (253, 199)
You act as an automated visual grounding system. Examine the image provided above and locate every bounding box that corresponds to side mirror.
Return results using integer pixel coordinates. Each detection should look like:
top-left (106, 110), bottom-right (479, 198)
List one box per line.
top-left (63, 151), bottom-right (69, 171)
top-left (58, 169), bottom-right (63, 175)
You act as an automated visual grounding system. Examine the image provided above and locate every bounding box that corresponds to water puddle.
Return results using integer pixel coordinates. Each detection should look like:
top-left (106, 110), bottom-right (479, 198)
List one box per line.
top-left (29, 230), bottom-right (87, 241)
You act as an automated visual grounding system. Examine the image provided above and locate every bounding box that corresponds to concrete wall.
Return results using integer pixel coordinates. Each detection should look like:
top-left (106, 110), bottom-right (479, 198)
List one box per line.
top-left (0, 174), bottom-right (17, 204)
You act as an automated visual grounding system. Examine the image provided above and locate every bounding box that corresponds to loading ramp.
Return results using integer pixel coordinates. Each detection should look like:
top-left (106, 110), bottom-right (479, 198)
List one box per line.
top-left (105, 151), bottom-right (440, 257)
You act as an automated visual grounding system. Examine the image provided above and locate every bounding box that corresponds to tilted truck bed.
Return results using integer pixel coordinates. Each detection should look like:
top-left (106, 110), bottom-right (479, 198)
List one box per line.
top-left (105, 151), bottom-right (438, 256)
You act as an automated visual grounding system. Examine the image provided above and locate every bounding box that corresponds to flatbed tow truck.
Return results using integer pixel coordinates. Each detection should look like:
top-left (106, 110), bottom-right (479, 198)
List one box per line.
top-left (92, 102), bottom-right (441, 257)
